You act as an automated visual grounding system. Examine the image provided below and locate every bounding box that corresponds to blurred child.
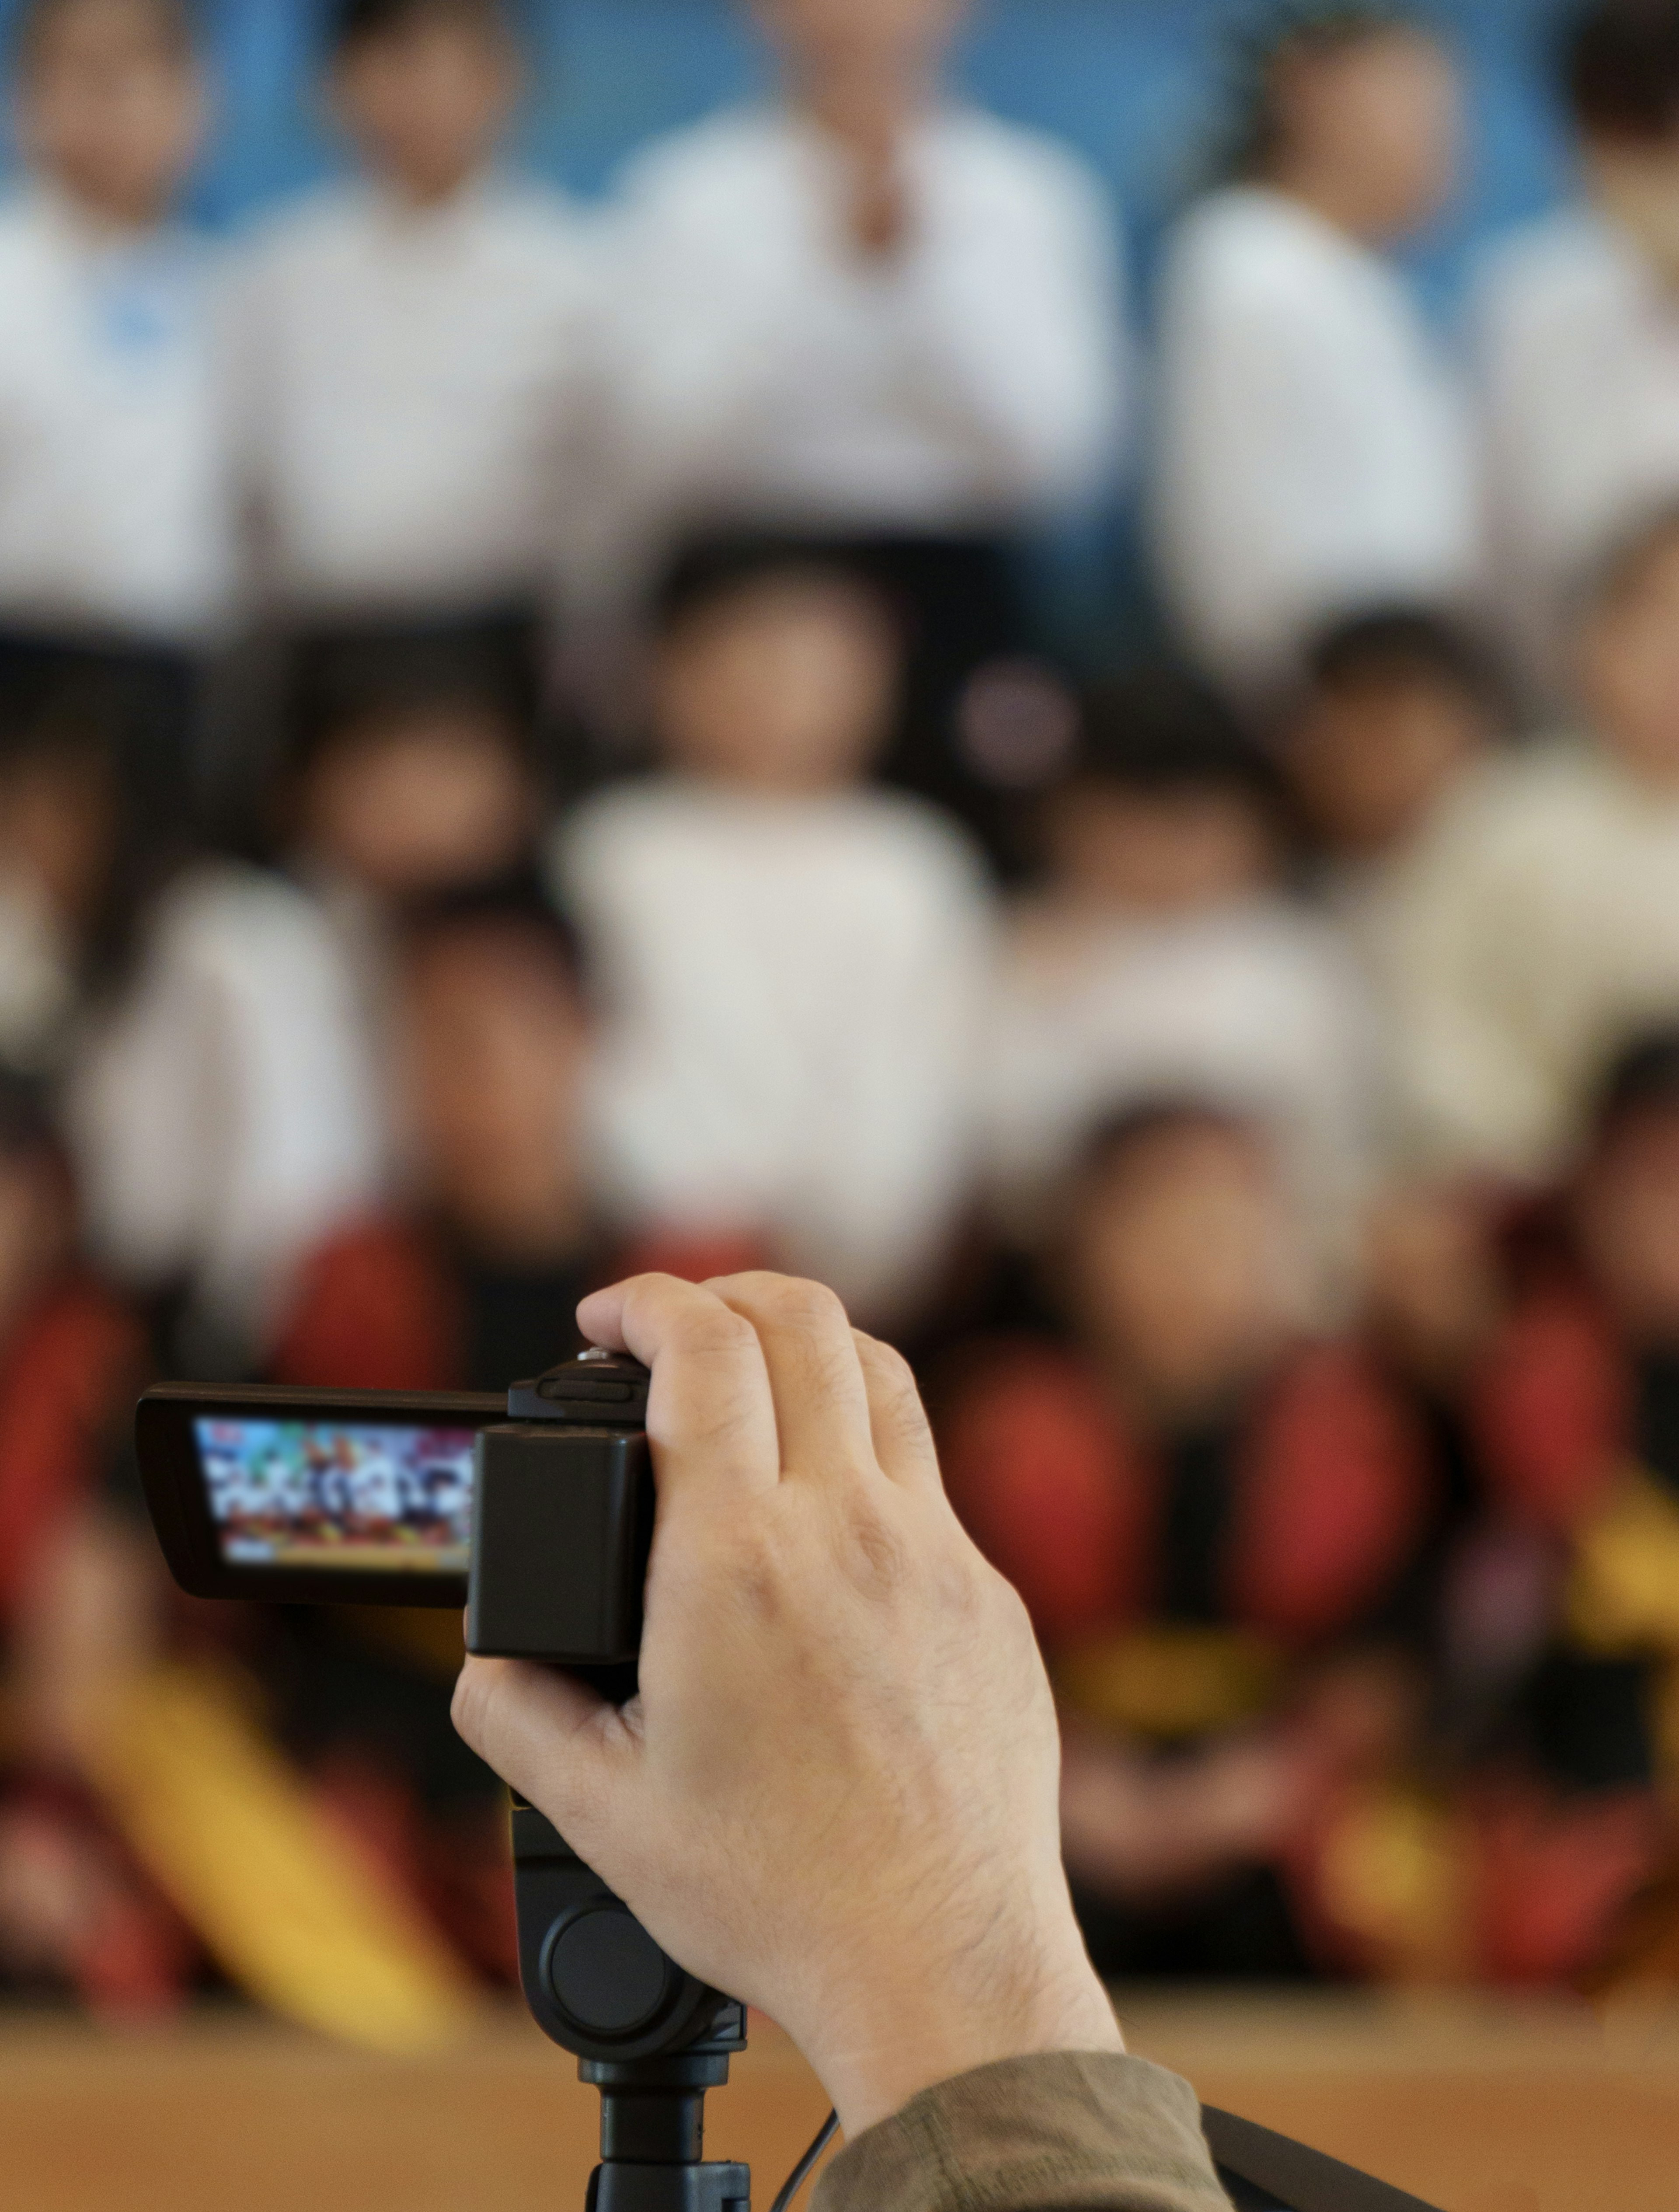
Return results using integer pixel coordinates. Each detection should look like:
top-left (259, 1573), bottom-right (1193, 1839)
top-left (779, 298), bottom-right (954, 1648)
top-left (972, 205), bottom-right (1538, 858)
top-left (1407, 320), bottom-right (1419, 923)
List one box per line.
top-left (230, 0), bottom-right (590, 624)
top-left (1282, 608), bottom-right (1509, 996)
top-left (1153, 6), bottom-right (1479, 699)
top-left (551, 539), bottom-right (992, 1331)
top-left (69, 630), bottom-right (539, 1370)
top-left (1478, 0), bottom-right (1679, 693)
top-left (1389, 504), bottom-right (1679, 1180)
top-left (986, 670), bottom-right (1375, 1299)
top-left (0, 684), bottom-right (123, 1071)
top-left (270, 885), bottom-right (598, 1395)
top-left (941, 1102), bottom-right (1431, 1977)
top-left (0, 1084), bottom-right (177, 2013)
top-left (594, 0), bottom-right (1126, 852)
top-left (0, 0), bottom-right (230, 820)
top-left (1449, 1030), bottom-right (1679, 1979)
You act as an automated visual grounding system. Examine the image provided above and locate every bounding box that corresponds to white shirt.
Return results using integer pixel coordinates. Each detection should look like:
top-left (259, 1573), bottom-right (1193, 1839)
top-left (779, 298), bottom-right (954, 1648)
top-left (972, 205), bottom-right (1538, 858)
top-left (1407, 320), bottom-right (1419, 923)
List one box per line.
top-left (551, 779), bottom-right (993, 1323)
top-left (1384, 740), bottom-right (1679, 1177)
top-left (0, 189), bottom-right (232, 642)
top-left (1477, 209), bottom-right (1679, 692)
top-left (66, 861), bottom-right (384, 1352)
top-left (227, 176), bottom-right (592, 614)
top-left (1153, 187), bottom-right (1480, 696)
top-left (593, 103), bottom-right (1126, 570)
top-left (986, 892), bottom-right (1378, 1296)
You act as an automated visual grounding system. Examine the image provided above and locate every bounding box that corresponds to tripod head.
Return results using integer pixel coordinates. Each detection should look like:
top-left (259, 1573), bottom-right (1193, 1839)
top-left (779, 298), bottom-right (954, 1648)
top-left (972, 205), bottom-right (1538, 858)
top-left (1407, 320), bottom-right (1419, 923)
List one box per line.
top-left (483, 1353), bottom-right (752, 2212)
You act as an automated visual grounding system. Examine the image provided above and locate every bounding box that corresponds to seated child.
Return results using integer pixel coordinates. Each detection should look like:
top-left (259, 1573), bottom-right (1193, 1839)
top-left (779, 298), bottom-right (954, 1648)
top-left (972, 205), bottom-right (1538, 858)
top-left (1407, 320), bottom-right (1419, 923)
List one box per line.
top-left (0, 1083), bottom-right (178, 2014)
top-left (270, 881), bottom-right (601, 1393)
top-left (1389, 503), bottom-right (1679, 1178)
top-left (67, 627), bottom-right (540, 1372)
top-left (0, 680), bottom-right (123, 1073)
top-left (987, 670), bottom-right (1376, 1299)
top-left (940, 1101), bottom-right (1432, 1978)
top-left (551, 539), bottom-right (993, 1332)
top-left (1282, 607), bottom-right (1509, 976)
top-left (1442, 1028), bottom-right (1679, 1981)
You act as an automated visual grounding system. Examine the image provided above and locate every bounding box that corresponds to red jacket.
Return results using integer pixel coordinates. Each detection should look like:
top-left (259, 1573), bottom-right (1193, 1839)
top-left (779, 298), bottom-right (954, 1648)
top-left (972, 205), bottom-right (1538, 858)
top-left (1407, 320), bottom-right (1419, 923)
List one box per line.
top-left (940, 1338), bottom-right (1429, 1654)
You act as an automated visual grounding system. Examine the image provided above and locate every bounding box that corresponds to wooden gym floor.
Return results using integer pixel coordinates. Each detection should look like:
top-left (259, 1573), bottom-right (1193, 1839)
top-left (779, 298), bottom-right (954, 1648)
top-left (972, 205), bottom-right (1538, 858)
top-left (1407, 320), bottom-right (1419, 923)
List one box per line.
top-left (2, 1990), bottom-right (1676, 2212)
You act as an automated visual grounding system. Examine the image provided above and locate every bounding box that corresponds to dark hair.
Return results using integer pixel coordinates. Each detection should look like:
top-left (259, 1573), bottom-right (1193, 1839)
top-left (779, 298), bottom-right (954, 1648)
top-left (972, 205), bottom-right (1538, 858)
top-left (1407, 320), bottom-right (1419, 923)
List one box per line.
top-left (10, 0), bottom-right (195, 68)
top-left (1066, 668), bottom-right (1284, 811)
top-left (1303, 606), bottom-right (1509, 715)
top-left (1592, 1026), bottom-right (1679, 1140)
top-left (284, 617), bottom-right (539, 776)
top-left (399, 872), bottom-right (589, 999)
top-left (650, 532), bottom-right (897, 644)
top-left (1563, 0), bottom-right (1679, 143)
top-left (1073, 1097), bottom-right (1271, 1188)
top-left (327, 0), bottom-right (512, 56)
top-left (1222, 2), bottom-right (1433, 177)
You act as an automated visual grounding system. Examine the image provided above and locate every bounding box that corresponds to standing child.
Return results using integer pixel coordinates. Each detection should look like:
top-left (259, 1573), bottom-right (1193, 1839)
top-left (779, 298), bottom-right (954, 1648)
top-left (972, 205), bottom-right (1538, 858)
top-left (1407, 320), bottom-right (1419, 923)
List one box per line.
top-left (1153, 6), bottom-right (1480, 699)
top-left (0, 0), bottom-right (230, 827)
top-left (229, 0), bottom-right (591, 631)
top-left (551, 540), bottom-right (993, 1332)
top-left (1388, 505), bottom-right (1679, 1180)
top-left (1478, 0), bottom-right (1679, 693)
top-left (987, 670), bottom-right (1375, 1298)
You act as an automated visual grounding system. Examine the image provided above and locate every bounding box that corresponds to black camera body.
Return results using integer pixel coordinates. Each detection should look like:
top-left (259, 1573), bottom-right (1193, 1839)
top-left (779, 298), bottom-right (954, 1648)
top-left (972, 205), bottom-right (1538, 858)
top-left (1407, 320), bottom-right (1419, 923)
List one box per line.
top-left (469, 1352), bottom-right (654, 1665)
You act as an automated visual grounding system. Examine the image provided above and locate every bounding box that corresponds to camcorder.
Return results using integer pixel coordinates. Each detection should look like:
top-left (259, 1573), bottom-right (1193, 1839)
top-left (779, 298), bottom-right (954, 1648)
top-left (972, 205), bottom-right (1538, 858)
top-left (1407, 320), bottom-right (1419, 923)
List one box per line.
top-left (134, 1353), bottom-right (1438, 2212)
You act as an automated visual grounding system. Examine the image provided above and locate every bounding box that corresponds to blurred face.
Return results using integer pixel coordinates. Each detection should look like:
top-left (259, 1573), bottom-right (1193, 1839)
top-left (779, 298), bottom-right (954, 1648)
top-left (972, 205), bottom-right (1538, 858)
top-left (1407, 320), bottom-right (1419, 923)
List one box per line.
top-left (0, 744), bottom-right (117, 931)
top-left (1065, 1120), bottom-right (1303, 1417)
top-left (1043, 783), bottom-right (1273, 915)
top-left (300, 706), bottom-right (530, 896)
top-left (1577, 1109), bottom-right (1679, 1343)
top-left (13, 0), bottom-right (204, 228)
top-left (1582, 136), bottom-right (1679, 290)
top-left (1288, 676), bottom-right (1492, 857)
top-left (0, 1153), bottom-right (68, 1341)
top-left (751, 0), bottom-right (963, 86)
top-left (330, 10), bottom-right (519, 204)
top-left (1363, 1178), bottom-right (1501, 1383)
top-left (403, 928), bottom-right (590, 1253)
top-left (655, 575), bottom-right (900, 794)
top-left (1269, 30), bottom-right (1461, 241)
top-left (1580, 533), bottom-right (1679, 787)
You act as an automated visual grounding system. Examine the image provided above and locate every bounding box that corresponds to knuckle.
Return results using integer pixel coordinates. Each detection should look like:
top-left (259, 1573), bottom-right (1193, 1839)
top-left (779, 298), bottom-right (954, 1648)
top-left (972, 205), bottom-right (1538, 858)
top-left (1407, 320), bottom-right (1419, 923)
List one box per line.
top-left (776, 1277), bottom-right (851, 1334)
top-left (834, 1494), bottom-right (913, 1598)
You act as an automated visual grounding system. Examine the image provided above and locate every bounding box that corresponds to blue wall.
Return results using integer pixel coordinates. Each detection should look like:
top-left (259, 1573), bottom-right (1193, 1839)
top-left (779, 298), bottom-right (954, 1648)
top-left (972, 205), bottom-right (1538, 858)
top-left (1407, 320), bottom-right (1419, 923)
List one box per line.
top-left (1, 0), bottom-right (1577, 309)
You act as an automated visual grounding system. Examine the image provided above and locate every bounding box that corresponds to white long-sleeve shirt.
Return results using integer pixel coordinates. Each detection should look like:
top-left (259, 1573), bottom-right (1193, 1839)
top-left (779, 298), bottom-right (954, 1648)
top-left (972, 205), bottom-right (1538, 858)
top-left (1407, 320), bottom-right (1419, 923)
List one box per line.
top-left (1152, 187), bottom-right (1480, 697)
top-left (1384, 740), bottom-right (1679, 1178)
top-left (1476, 209), bottom-right (1679, 693)
top-left (226, 175), bottom-right (593, 616)
top-left (0, 188), bottom-right (233, 643)
top-left (985, 892), bottom-right (1378, 1298)
top-left (551, 779), bottom-right (993, 1324)
top-left (66, 862), bottom-right (384, 1352)
top-left (592, 103), bottom-right (1126, 569)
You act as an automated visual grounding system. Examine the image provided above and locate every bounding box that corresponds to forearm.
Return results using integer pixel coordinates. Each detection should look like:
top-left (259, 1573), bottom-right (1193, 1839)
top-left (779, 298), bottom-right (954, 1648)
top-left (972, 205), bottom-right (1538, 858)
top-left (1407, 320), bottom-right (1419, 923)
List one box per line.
top-left (813, 2052), bottom-right (1229, 2212)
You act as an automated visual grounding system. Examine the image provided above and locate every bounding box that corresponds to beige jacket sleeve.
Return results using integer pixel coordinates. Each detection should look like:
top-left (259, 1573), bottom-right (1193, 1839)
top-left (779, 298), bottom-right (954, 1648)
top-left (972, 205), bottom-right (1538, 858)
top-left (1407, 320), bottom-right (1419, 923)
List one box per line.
top-left (810, 2052), bottom-right (1231, 2212)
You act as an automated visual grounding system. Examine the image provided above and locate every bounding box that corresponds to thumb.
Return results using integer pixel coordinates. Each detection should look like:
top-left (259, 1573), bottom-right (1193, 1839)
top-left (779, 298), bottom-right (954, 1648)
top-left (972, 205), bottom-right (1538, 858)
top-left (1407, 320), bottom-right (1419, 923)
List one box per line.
top-left (452, 1655), bottom-right (634, 1855)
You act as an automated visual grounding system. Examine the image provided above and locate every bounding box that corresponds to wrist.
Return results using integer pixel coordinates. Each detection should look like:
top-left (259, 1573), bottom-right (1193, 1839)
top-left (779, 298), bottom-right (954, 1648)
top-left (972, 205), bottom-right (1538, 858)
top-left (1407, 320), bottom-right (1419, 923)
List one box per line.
top-left (795, 1942), bottom-right (1123, 2140)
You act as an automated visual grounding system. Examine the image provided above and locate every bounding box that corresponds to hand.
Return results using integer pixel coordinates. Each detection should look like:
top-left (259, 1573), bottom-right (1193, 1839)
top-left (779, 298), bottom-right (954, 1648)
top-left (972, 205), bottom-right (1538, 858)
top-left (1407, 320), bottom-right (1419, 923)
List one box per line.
top-left (453, 1272), bottom-right (1121, 2137)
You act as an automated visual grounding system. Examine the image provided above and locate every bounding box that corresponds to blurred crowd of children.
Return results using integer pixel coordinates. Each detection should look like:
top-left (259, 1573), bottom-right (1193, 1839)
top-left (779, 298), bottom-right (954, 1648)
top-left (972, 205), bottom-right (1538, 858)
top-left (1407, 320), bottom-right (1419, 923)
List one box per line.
top-left (2, 0), bottom-right (1679, 2032)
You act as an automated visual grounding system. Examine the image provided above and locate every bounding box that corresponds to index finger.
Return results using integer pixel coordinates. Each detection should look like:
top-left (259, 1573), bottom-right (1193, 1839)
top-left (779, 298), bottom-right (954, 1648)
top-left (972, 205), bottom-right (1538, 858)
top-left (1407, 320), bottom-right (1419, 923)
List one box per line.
top-left (576, 1274), bottom-right (780, 1509)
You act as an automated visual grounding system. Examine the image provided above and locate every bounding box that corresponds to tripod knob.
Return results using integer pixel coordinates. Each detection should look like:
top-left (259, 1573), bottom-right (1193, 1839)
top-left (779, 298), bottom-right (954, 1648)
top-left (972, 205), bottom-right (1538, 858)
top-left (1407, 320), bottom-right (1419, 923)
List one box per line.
top-left (543, 1902), bottom-right (676, 2038)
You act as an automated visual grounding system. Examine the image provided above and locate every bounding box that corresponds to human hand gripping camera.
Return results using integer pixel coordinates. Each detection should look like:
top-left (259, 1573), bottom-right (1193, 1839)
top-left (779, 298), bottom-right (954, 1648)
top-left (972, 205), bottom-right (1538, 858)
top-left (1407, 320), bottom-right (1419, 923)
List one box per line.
top-left (455, 1271), bottom-right (1127, 2143)
top-left (138, 1271), bottom-right (1441, 2211)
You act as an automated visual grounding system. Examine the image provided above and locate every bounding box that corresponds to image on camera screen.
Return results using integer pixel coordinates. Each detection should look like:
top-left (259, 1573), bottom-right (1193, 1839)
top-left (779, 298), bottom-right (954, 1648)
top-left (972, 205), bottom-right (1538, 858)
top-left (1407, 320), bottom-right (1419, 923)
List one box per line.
top-left (193, 1418), bottom-right (477, 1571)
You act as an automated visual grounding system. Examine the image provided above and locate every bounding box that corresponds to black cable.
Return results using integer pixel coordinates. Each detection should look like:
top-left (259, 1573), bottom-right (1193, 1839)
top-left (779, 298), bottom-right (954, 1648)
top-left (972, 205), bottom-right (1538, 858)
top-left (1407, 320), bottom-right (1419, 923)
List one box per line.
top-left (770, 2108), bottom-right (840, 2212)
